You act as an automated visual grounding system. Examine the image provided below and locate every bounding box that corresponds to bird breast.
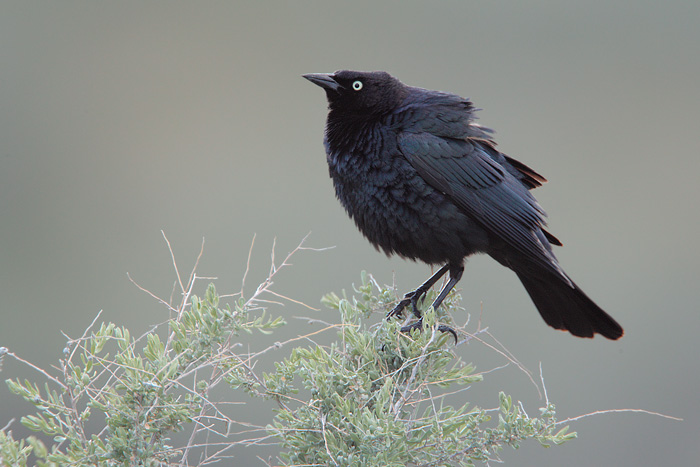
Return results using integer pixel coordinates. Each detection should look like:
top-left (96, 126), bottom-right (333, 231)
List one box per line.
top-left (325, 125), bottom-right (488, 264)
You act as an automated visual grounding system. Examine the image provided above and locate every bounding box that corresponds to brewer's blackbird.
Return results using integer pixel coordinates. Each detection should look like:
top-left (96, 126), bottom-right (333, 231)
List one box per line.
top-left (303, 70), bottom-right (623, 340)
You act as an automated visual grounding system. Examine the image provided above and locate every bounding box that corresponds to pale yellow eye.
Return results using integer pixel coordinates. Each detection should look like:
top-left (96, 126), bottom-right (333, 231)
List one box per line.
top-left (352, 80), bottom-right (363, 91)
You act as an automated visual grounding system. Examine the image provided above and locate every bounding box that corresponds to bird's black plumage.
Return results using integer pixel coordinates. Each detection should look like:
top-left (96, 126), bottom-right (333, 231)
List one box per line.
top-left (304, 70), bottom-right (623, 340)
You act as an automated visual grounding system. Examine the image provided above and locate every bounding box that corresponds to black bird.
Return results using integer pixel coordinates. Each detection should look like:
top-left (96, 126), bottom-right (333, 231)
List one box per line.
top-left (303, 70), bottom-right (623, 340)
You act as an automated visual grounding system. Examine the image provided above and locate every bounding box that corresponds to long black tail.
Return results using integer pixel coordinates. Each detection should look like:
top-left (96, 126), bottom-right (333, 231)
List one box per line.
top-left (514, 268), bottom-right (623, 340)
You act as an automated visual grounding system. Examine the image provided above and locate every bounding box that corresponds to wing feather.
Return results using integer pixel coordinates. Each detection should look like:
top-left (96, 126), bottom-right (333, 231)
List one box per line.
top-left (398, 131), bottom-right (567, 279)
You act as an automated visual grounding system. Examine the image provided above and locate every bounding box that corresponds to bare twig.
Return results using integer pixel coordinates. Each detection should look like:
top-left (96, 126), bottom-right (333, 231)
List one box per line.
top-left (462, 328), bottom-right (542, 399)
top-left (162, 230), bottom-right (185, 295)
top-left (557, 408), bottom-right (682, 425)
top-left (240, 233), bottom-right (256, 298)
top-left (127, 272), bottom-right (178, 313)
top-left (4, 351), bottom-right (67, 390)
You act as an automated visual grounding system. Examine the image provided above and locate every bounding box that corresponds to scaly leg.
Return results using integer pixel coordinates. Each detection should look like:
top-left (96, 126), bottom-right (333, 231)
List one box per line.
top-left (388, 264), bottom-right (465, 343)
top-left (386, 264), bottom-right (450, 319)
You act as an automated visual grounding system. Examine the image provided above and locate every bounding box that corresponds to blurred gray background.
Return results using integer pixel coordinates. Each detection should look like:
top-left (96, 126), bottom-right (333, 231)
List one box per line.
top-left (1, 1), bottom-right (698, 465)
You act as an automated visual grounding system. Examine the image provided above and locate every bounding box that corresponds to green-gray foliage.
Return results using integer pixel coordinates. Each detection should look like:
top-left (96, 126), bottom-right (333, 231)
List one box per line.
top-left (265, 273), bottom-right (574, 466)
top-left (1, 261), bottom-right (574, 466)
top-left (3, 280), bottom-right (285, 466)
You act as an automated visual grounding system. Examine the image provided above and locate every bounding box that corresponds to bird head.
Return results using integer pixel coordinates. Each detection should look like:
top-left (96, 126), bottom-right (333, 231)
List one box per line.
top-left (303, 70), bottom-right (405, 116)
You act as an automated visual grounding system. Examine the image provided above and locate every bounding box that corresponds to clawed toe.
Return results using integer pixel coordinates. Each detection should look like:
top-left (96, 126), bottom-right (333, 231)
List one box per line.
top-left (399, 319), bottom-right (424, 334)
top-left (437, 324), bottom-right (458, 343)
top-left (387, 297), bottom-right (411, 319)
top-left (399, 319), bottom-right (458, 343)
top-left (387, 289), bottom-right (423, 319)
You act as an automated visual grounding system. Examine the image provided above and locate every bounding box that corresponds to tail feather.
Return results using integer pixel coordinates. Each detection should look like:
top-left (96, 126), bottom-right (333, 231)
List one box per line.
top-left (515, 269), bottom-right (623, 340)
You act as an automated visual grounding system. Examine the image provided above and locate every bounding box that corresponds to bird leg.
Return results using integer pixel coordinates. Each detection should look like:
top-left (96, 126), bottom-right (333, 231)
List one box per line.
top-left (425, 264), bottom-right (463, 314)
top-left (386, 264), bottom-right (450, 319)
top-left (387, 264), bottom-right (464, 343)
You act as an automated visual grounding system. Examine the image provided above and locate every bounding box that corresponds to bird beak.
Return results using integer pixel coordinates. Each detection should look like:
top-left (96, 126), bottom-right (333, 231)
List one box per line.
top-left (303, 73), bottom-right (342, 92)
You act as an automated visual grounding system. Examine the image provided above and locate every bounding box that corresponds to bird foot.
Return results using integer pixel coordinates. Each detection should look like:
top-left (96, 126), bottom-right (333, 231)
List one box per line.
top-left (399, 319), bottom-right (458, 344)
top-left (387, 288), bottom-right (427, 319)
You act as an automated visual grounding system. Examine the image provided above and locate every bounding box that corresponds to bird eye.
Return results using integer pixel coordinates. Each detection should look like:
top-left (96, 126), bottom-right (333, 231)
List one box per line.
top-left (352, 80), bottom-right (363, 91)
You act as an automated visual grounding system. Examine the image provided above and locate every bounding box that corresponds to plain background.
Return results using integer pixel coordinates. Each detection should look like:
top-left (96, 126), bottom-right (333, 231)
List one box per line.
top-left (1, 1), bottom-right (698, 465)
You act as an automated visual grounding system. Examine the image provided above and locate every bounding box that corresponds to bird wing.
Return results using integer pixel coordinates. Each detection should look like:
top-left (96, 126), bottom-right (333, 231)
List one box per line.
top-left (398, 131), bottom-right (567, 278)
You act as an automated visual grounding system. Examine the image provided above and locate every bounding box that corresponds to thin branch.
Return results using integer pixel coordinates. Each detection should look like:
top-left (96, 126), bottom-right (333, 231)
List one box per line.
top-left (264, 288), bottom-right (319, 311)
top-left (320, 412), bottom-right (340, 467)
top-left (557, 408), bottom-right (682, 425)
top-left (127, 272), bottom-right (177, 313)
top-left (241, 233), bottom-right (256, 298)
top-left (463, 328), bottom-right (541, 398)
top-left (540, 361), bottom-right (549, 407)
top-left (185, 236), bottom-right (207, 298)
top-left (162, 230), bottom-right (185, 294)
top-left (61, 308), bottom-right (104, 364)
top-left (4, 351), bottom-right (67, 390)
